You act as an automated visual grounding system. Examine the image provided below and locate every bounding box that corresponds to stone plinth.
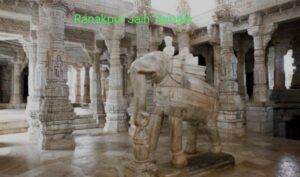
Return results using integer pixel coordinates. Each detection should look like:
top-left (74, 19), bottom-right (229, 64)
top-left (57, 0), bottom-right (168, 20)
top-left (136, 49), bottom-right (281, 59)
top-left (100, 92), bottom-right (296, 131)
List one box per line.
top-left (246, 103), bottom-right (273, 135)
top-left (124, 162), bottom-right (158, 177)
top-left (157, 152), bottom-right (235, 177)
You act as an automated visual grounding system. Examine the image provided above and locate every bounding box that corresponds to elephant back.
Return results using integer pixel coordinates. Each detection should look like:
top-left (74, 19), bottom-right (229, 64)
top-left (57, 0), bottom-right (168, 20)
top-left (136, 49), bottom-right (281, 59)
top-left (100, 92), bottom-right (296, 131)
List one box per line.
top-left (156, 74), bottom-right (218, 112)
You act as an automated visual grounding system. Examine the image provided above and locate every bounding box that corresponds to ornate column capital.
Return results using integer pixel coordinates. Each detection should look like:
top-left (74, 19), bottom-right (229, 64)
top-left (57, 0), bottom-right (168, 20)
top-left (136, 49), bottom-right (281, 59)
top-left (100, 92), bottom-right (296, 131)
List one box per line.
top-left (38, 0), bottom-right (74, 12)
top-left (101, 24), bottom-right (125, 53)
top-left (247, 13), bottom-right (277, 50)
top-left (133, 0), bottom-right (151, 16)
top-left (214, 4), bottom-right (236, 23)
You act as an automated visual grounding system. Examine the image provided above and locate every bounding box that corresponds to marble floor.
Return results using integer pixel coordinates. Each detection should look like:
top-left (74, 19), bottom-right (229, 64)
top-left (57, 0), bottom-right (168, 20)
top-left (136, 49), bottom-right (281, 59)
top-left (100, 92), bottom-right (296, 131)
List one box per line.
top-left (0, 129), bottom-right (299, 177)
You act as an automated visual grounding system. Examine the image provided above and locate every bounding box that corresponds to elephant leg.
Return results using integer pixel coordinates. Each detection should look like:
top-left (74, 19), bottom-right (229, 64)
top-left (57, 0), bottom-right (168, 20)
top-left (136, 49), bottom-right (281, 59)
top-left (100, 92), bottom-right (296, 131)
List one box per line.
top-left (185, 122), bottom-right (199, 154)
top-left (169, 116), bottom-right (187, 168)
top-left (148, 111), bottom-right (163, 163)
top-left (206, 112), bottom-right (222, 154)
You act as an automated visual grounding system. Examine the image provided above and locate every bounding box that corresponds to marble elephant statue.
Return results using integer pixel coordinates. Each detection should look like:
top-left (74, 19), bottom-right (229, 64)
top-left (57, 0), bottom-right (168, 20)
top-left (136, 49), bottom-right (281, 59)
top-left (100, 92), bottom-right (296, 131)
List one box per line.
top-left (129, 51), bottom-right (222, 168)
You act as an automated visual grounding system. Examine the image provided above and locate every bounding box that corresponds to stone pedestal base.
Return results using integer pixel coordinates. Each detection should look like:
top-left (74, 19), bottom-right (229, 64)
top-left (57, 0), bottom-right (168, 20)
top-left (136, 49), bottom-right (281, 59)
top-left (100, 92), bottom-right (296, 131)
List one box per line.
top-left (104, 114), bottom-right (128, 133)
top-left (158, 152), bottom-right (234, 177)
top-left (39, 94), bottom-right (75, 150)
top-left (246, 103), bottom-right (273, 135)
top-left (25, 97), bottom-right (41, 141)
top-left (218, 111), bottom-right (245, 137)
top-left (124, 162), bottom-right (158, 177)
top-left (39, 135), bottom-right (75, 150)
top-left (28, 125), bottom-right (40, 141)
top-left (94, 114), bottom-right (106, 128)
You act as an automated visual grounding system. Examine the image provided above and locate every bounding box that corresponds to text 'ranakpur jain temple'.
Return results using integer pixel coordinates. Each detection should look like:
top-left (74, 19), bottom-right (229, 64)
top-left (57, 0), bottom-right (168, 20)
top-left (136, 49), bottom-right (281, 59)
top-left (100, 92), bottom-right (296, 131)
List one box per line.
top-left (0, 0), bottom-right (299, 177)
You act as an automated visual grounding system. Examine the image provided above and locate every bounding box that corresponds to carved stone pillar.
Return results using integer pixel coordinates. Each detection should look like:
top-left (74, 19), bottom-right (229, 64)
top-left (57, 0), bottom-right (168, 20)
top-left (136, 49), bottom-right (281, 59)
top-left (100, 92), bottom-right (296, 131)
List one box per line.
top-left (236, 49), bottom-right (248, 99)
top-left (103, 24), bottom-right (127, 133)
top-left (38, 1), bottom-right (75, 150)
top-left (215, 6), bottom-right (245, 137)
top-left (291, 42), bottom-right (300, 89)
top-left (274, 44), bottom-right (287, 90)
top-left (83, 64), bottom-right (91, 104)
top-left (91, 52), bottom-right (105, 127)
top-left (10, 62), bottom-right (22, 105)
top-left (247, 14), bottom-right (276, 102)
top-left (24, 41), bottom-right (39, 140)
top-left (246, 13), bottom-right (276, 135)
top-left (208, 25), bottom-right (221, 90)
top-left (75, 66), bottom-right (81, 103)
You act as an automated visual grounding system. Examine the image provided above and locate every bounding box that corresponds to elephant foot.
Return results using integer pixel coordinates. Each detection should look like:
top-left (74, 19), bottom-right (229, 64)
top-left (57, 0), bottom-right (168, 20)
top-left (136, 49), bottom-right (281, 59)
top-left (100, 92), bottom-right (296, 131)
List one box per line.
top-left (210, 144), bottom-right (222, 154)
top-left (172, 150), bottom-right (188, 168)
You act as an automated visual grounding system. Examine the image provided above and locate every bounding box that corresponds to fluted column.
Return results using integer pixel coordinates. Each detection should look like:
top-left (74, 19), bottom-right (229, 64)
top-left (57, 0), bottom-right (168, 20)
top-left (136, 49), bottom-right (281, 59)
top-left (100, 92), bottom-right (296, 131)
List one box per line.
top-left (75, 66), bottom-right (81, 103)
top-left (24, 41), bottom-right (39, 140)
top-left (215, 6), bottom-right (245, 137)
top-left (10, 62), bottom-right (22, 105)
top-left (38, 1), bottom-right (75, 150)
top-left (83, 64), bottom-right (91, 104)
top-left (248, 13), bottom-right (276, 102)
top-left (103, 24), bottom-right (127, 133)
top-left (91, 52), bottom-right (105, 126)
top-left (208, 24), bottom-right (221, 89)
top-left (291, 42), bottom-right (300, 89)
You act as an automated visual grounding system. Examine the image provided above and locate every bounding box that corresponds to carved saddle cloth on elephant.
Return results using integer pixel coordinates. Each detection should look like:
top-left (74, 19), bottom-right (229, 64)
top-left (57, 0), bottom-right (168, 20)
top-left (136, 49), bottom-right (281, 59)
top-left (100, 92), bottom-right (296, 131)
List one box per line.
top-left (155, 54), bottom-right (219, 119)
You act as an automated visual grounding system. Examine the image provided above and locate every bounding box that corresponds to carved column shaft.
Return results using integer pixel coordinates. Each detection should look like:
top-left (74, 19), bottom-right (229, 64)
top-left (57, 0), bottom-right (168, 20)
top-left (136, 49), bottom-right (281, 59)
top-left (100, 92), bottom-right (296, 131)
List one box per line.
top-left (213, 44), bottom-right (221, 89)
top-left (75, 66), bottom-right (81, 103)
top-left (253, 35), bottom-right (268, 101)
top-left (104, 39), bottom-right (127, 132)
top-left (216, 10), bottom-right (245, 137)
top-left (10, 62), bottom-right (22, 104)
top-left (83, 65), bottom-right (90, 103)
top-left (91, 54), bottom-right (105, 126)
top-left (24, 41), bottom-right (39, 140)
top-left (236, 48), bottom-right (248, 99)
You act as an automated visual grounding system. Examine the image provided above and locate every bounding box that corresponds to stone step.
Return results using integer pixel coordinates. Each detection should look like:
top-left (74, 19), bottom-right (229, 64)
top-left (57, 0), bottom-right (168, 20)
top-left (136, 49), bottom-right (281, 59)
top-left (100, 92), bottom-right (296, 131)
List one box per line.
top-left (75, 114), bottom-right (93, 119)
top-left (73, 114), bottom-right (99, 130)
top-left (0, 119), bottom-right (28, 135)
top-left (73, 117), bottom-right (96, 125)
top-left (73, 123), bottom-right (99, 130)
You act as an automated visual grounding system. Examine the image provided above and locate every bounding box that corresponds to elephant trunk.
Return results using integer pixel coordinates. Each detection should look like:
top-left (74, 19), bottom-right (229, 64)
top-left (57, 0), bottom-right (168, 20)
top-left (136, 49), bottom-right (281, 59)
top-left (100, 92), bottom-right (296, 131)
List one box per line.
top-left (130, 70), bottom-right (152, 162)
top-left (130, 71), bottom-right (148, 126)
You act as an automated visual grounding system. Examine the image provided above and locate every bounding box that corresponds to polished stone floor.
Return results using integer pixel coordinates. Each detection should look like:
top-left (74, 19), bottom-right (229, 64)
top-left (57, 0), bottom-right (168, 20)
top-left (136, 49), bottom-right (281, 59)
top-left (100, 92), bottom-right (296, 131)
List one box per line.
top-left (0, 129), bottom-right (299, 177)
